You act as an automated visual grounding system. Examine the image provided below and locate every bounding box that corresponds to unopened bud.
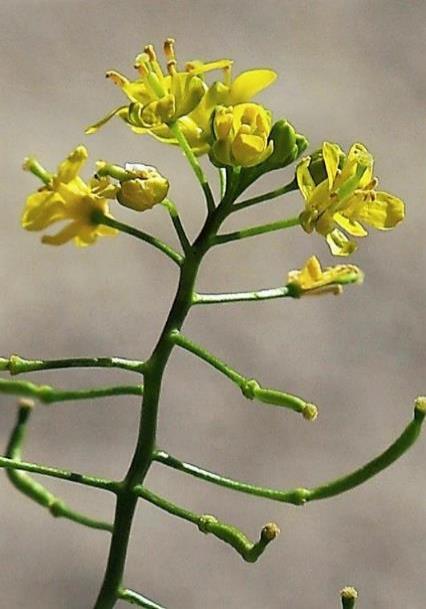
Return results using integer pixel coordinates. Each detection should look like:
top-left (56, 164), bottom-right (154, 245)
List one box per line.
top-left (117, 164), bottom-right (169, 212)
top-left (261, 522), bottom-right (280, 541)
top-left (302, 403), bottom-right (318, 421)
top-left (340, 586), bottom-right (358, 609)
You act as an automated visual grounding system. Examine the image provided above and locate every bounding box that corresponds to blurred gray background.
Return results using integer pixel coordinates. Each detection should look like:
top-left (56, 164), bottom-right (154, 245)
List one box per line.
top-left (1, 1), bottom-right (426, 607)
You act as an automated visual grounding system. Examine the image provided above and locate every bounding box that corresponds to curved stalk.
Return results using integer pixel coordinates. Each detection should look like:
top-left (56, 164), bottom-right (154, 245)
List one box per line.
top-left (136, 485), bottom-right (279, 562)
top-left (153, 400), bottom-right (426, 505)
top-left (6, 402), bottom-right (113, 532)
top-left (94, 213), bottom-right (183, 266)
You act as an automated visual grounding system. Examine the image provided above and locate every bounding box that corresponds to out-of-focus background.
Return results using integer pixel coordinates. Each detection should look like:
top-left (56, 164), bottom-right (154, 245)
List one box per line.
top-left (1, 1), bottom-right (425, 607)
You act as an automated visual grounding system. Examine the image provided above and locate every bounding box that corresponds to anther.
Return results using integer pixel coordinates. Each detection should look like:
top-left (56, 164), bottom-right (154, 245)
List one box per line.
top-left (164, 38), bottom-right (176, 61)
top-left (105, 71), bottom-right (128, 87)
top-left (167, 59), bottom-right (177, 75)
top-left (144, 44), bottom-right (157, 63)
top-left (134, 52), bottom-right (151, 76)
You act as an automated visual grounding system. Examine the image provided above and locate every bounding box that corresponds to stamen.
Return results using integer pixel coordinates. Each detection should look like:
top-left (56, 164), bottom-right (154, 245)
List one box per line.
top-left (167, 59), bottom-right (177, 75)
top-left (365, 177), bottom-right (379, 190)
top-left (144, 44), bottom-right (157, 62)
top-left (164, 38), bottom-right (176, 62)
top-left (144, 44), bottom-right (165, 82)
top-left (105, 70), bottom-right (129, 88)
top-left (134, 52), bottom-right (151, 78)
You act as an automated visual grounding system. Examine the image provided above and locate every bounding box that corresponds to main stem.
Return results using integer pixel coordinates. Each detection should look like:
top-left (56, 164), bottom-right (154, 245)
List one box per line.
top-left (92, 196), bottom-right (233, 609)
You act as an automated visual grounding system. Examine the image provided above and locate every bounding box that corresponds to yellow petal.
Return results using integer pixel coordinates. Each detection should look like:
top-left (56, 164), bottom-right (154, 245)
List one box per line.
top-left (355, 191), bottom-right (405, 230)
top-left (74, 226), bottom-right (99, 247)
top-left (322, 142), bottom-right (342, 189)
top-left (22, 191), bottom-right (66, 230)
top-left (296, 157), bottom-right (316, 201)
top-left (188, 81), bottom-right (229, 131)
top-left (326, 229), bottom-right (357, 256)
top-left (55, 180), bottom-right (90, 208)
top-left (228, 69), bottom-right (277, 104)
top-left (121, 80), bottom-right (152, 105)
top-left (231, 133), bottom-right (267, 167)
top-left (333, 213), bottom-right (367, 236)
top-left (41, 221), bottom-right (83, 246)
top-left (347, 142), bottom-right (374, 185)
top-left (56, 146), bottom-right (88, 183)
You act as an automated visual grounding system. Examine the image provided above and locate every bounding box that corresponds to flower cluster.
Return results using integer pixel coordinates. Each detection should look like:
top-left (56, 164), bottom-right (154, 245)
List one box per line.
top-left (22, 37), bottom-right (406, 261)
top-left (86, 38), bottom-right (277, 158)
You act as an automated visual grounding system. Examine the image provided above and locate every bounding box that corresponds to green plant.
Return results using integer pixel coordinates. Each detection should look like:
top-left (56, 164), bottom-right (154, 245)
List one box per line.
top-left (1, 38), bottom-right (421, 609)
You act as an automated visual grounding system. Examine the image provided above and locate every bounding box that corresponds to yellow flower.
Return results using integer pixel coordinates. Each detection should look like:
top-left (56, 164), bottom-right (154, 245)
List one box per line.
top-left (183, 63), bottom-right (277, 154)
top-left (116, 163), bottom-right (169, 212)
top-left (287, 255), bottom-right (364, 296)
top-left (86, 38), bottom-right (277, 155)
top-left (22, 146), bottom-right (118, 247)
top-left (210, 103), bottom-right (273, 167)
top-left (297, 142), bottom-right (405, 256)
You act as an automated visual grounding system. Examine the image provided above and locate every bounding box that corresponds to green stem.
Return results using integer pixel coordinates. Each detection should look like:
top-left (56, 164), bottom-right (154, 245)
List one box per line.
top-left (5, 402), bottom-right (113, 532)
top-left (118, 589), bottom-right (166, 609)
top-left (193, 286), bottom-right (292, 305)
top-left (232, 178), bottom-right (298, 213)
top-left (92, 171), bottom-right (239, 609)
top-left (0, 378), bottom-right (143, 404)
top-left (213, 215), bottom-right (301, 246)
top-left (169, 121), bottom-right (216, 214)
top-left (162, 199), bottom-right (191, 253)
top-left (154, 399), bottom-right (426, 505)
top-left (0, 355), bottom-right (144, 376)
top-left (136, 486), bottom-right (279, 563)
top-left (170, 331), bottom-right (314, 418)
top-left (93, 212), bottom-right (183, 266)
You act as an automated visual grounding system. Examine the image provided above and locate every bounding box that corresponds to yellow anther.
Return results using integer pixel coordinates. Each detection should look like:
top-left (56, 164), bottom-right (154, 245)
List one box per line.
top-left (144, 44), bottom-right (157, 63)
top-left (167, 59), bottom-right (177, 75)
top-left (105, 70), bottom-right (129, 88)
top-left (164, 38), bottom-right (176, 61)
top-left (134, 52), bottom-right (151, 77)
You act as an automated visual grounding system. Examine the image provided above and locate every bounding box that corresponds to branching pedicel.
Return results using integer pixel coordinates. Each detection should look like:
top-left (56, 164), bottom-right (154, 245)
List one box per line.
top-left (2, 38), bottom-right (422, 608)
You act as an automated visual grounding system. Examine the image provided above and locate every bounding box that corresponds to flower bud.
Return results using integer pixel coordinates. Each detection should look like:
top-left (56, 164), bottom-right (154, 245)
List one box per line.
top-left (263, 120), bottom-right (308, 171)
top-left (236, 119), bottom-right (308, 194)
top-left (117, 163), bottom-right (169, 212)
top-left (210, 103), bottom-right (273, 168)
